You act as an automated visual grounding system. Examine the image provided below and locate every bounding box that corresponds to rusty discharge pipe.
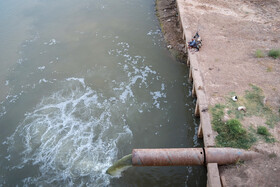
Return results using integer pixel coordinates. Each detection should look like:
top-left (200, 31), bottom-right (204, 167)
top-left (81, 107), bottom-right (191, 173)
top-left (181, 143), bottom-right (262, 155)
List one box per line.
top-left (132, 148), bottom-right (261, 166)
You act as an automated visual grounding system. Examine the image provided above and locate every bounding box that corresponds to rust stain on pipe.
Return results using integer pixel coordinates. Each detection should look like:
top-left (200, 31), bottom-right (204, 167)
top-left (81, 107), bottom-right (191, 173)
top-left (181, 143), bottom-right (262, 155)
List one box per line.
top-left (205, 148), bottom-right (261, 165)
top-left (132, 148), bottom-right (261, 166)
top-left (132, 148), bottom-right (204, 166)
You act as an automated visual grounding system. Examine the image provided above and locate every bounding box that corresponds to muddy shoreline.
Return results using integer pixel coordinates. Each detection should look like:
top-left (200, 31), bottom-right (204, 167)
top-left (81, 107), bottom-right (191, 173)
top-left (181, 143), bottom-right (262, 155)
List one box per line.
top-left (155, 0), bottom-right (187, 62)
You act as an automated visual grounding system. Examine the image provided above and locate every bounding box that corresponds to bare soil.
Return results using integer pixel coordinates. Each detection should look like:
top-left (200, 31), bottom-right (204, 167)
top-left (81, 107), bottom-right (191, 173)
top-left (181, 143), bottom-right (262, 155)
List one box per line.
top-left (156, 0), bottom-right (280, 186)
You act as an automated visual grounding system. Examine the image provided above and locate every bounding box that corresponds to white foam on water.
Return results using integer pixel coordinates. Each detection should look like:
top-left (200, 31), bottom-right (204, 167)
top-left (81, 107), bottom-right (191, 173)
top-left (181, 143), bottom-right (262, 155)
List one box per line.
top-left (39, 79), bottom-right (53, 84)
top-left (0, 104), bottom-right (6, 118)
top-left (147, 29), bottom-right (161, 36)
top-left (6, 78), bottom-right (133, 186)
top-left (161, 83), bottom-right (165, 91)
top-left (108, 39), bottom-right (166, 108)
top-left (6, 94), bottom-right (21, 103)
top-left (150, 91), bottom-right (167, 109)
top-left (66, 77), bottom-right (86, 88)
top-left (146, 28), bottom-right (163, 46)
top-left (37, 66), bottom-right (46, 71)
top-left (17, 58), bottom-right (23, 64)
top-left (44, 39), bottom-right (58, 46)
top-left (26, 33), bottom-right (40, 43)
top-left (5, 36), bottom-right (169, 185)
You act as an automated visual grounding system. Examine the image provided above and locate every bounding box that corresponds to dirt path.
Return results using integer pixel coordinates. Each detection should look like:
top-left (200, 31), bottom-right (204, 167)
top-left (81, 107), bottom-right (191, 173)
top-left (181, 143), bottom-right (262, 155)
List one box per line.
top-left (156, 0), bottom-right (280, 186)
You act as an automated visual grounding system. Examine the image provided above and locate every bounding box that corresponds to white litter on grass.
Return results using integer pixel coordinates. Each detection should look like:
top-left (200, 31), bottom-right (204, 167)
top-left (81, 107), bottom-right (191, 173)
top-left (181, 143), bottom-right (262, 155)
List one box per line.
top-left (237, 106), bottom-right (246, 112)
top-left (232, 96), bottom-right (238, 102)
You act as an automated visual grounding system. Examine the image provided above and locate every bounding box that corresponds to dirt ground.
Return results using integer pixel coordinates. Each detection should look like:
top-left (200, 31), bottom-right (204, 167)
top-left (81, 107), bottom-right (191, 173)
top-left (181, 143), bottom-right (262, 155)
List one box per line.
top-left (156, 0), bottom-right (280, 186)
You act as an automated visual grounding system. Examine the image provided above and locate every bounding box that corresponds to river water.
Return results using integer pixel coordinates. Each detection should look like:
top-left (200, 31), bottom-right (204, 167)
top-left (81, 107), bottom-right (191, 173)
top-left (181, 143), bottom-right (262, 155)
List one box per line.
top-left (0, 0), bottom-right (206, 186)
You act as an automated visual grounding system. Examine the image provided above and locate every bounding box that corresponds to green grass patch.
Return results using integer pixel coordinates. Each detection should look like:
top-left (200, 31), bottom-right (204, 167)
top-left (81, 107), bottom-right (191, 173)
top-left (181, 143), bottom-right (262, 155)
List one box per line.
top-left (211, 105), bottom-right (256, 149)
top-left (257, 126), bottom-right (275, 143)
top-left (244, 85), bottom-right (266, 116)
top-left (268, 49), bottom-right (280, 59)
top-left (226, 85), bottom-right (280, 127)
top-left (211, 85), bottom-right (279, 149)
top-left (255, 49), bottom-right (265, 58)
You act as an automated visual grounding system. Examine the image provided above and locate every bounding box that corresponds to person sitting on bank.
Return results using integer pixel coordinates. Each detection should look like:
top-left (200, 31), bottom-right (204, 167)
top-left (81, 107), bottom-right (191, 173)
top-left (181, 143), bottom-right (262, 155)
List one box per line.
top-left (188, 32), bottom-right (202, 51)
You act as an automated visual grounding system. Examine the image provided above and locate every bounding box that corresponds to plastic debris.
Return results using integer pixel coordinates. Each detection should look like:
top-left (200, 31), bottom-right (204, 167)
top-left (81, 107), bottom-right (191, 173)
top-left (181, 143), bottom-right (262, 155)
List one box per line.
top-left (232, 96), bottom-right (238, 102)
top-left (167, 45), bottom-right (172, 49)
top-left (237, 106), bottom-right (246, 112)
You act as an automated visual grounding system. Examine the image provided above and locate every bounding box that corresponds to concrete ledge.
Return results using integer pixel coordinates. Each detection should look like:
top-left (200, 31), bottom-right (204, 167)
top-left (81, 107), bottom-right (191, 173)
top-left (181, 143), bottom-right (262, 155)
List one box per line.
top-left (176, 0), bottom-right (221, 186)
top-left (176, 0), bottom-right (215, 148)
top-left (207, 163), bottom-right (222, 187)
top-left (200, 110), bottom-right (215, 147)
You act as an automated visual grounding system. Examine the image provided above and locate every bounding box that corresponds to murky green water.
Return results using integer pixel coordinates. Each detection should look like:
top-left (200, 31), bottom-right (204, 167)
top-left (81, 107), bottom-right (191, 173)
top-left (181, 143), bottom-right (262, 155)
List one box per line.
top-left (0, 0), bottom-right (206, 186)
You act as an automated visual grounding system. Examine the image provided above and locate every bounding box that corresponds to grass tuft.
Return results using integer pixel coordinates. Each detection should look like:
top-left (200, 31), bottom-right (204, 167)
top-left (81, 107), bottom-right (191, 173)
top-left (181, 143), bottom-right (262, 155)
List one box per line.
top-left (211, 105), bottom-right (256, 149)
top-left (268, 153), bottom-right (277, 158)
top-left (268, 49), bottom-right (280, 59)
top-left (257, 126), bottom-right (270, 136)
top-left (255, 49), bottom-right (265, 58)
top-left (257, 126), bottom-right (275, 143)
top-left (266, 66), bottom-right (273, 72)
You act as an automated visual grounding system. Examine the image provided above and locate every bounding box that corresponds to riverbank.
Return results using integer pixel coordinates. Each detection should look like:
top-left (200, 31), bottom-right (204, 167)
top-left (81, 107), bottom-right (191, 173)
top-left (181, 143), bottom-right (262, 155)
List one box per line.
top-left (156, 0), bottom-right (280, 186)
top-left (155, 0), bottom-right (187, 62)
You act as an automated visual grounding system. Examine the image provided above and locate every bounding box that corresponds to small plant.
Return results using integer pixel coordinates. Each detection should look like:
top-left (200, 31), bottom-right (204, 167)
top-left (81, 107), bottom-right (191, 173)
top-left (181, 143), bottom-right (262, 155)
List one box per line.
top-left (257, 126), bottom-right (275, 143)
top-left (268, 153), bottom-right (277, 158)
top-left (236, 159), bottom-right (245, 165)
top-left (266, 66), bottom-right (272, 72)
top-left (255, 49), bottom-right (265, 58)
top-left (268, 49), bottom-right (280, 59)
top-left (257, 126), bottom-right (270, 136)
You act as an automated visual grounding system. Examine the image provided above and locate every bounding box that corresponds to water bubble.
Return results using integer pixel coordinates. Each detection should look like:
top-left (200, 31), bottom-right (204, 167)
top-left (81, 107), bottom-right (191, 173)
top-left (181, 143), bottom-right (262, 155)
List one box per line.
top-left (6, 78), bottom-right (133, 186)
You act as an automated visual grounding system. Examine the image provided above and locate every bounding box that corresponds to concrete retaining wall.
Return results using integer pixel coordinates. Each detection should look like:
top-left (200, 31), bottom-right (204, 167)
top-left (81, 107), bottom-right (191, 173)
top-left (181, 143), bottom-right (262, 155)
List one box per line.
top-left (175, 0), bottom-right (222, 186)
